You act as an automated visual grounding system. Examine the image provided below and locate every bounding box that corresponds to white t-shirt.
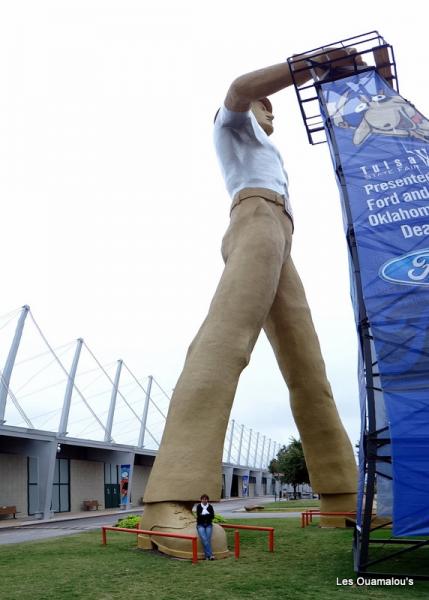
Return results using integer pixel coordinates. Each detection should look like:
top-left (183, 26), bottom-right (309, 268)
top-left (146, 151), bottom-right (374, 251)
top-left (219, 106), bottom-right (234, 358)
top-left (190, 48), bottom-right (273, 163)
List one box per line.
top-left (213, 104), bottom-right (292, 217)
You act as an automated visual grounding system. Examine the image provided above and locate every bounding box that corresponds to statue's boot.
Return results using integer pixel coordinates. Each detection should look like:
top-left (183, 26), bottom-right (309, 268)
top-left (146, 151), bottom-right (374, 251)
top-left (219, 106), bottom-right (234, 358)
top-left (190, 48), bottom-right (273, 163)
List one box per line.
top-left (137, 501), bottom-right (229, 560)
top-left (319, 493), bottom-right (357, 527)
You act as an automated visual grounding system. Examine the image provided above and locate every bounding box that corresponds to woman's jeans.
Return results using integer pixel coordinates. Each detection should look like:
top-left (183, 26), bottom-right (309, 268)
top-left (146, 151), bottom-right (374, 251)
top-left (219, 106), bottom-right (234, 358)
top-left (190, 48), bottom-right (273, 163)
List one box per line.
top-left (197, 524), bottom-right (213, 558)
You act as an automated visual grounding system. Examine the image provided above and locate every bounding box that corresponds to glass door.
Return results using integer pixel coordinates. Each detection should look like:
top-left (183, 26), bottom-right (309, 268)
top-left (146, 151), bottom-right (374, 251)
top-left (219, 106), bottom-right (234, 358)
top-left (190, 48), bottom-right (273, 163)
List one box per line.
top-left (104, 463), bottom-right (120, 508)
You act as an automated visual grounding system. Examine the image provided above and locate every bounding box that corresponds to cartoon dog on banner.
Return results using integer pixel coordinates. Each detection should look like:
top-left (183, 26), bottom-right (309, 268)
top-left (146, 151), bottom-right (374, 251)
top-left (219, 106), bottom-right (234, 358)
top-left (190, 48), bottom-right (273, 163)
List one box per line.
top-left (327, 89), bottom-right (429, 145)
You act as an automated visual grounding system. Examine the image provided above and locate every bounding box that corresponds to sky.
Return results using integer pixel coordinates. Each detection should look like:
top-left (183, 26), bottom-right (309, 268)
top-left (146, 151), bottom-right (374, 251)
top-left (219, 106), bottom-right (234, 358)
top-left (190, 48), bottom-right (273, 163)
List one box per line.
top-left (1, 1), bottom-right (428, 454)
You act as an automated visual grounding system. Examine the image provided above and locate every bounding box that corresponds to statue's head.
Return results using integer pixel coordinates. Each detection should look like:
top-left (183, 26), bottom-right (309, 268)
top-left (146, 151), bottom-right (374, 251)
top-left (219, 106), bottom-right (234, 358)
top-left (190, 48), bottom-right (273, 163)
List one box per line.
top-left (251, 97), bottom-right (274, 135)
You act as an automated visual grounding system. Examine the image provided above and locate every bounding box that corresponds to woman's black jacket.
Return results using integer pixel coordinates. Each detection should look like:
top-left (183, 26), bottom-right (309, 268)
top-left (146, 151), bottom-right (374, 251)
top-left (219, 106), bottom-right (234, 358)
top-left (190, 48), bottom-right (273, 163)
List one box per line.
top-left (196, 503), bottom-right (215, 527)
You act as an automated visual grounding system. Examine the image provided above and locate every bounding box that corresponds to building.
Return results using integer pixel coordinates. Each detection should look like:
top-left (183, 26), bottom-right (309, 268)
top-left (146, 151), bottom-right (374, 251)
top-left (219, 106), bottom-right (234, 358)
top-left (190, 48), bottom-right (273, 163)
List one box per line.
top-left (0, 307), bottom-right (280, 519)
top-left (0, 424), bottom-right (278, 519)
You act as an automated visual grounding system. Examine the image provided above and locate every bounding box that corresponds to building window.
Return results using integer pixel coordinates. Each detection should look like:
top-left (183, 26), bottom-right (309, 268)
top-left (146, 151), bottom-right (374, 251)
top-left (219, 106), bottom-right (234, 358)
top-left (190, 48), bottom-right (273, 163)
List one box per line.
top-left (104, 463), bottom-right (118, 484)
top-left (52, 458), bottom-right (70, 513)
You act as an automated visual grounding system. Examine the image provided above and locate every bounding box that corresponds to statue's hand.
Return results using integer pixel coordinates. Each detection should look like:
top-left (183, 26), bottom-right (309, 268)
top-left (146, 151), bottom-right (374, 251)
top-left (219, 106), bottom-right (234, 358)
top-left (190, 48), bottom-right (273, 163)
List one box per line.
top-left (316, 47), bottom-right (367, 75)
top-left (293, 47), bottom-right (366, 77)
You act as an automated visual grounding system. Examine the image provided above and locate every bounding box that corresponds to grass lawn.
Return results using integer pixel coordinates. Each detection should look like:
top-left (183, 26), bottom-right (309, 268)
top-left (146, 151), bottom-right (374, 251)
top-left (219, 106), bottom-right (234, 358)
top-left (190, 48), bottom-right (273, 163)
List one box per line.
top-left (262, 499), bottom-right (321, 512)
top-left (1, 517), bottom-right (428, 600)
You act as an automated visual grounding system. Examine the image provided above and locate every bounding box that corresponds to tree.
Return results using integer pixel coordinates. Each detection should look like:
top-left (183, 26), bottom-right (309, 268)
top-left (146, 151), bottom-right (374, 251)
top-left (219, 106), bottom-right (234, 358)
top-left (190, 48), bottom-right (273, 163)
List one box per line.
top-left (273, 437), bottom-right (310, 499)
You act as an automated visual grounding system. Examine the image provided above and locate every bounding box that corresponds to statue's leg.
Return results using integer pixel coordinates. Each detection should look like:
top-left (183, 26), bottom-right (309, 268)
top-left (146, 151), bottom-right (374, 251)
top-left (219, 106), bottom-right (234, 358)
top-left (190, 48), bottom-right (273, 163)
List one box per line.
top-left (263, 256), bottom-right (357, 519)
top-left (139, 198), bottom-right (292, 556)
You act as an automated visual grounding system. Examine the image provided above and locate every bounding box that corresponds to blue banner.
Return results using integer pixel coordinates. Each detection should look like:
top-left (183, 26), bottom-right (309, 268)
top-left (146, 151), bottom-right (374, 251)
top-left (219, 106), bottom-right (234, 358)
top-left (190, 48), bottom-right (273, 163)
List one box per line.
top-left (120, 464), bottom-right (130, 505)
top-left (242, 475), bottom-right (249, 497)
top-left (320, 70), bottom-right (429, 536)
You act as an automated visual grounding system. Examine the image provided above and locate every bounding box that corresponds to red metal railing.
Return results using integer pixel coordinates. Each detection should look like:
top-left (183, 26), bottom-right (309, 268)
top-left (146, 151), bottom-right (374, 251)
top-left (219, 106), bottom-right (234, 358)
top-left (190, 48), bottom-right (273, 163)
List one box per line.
top-left (101, 523), bottom-right (276, 562)
top-left (221, 523), bottom-right (275, 556)
top-left (234, 530), bottom-right (240, 559)
top-left (101, 526), bottom-right (199, 564)
top-left (301, 510), bottom-right (357, 528)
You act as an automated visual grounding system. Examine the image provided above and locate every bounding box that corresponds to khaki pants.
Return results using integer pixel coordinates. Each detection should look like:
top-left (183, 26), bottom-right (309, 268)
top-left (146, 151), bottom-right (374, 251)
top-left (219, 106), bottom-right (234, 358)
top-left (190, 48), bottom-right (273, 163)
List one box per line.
top-left (143, 188), bottom-right (357, 502)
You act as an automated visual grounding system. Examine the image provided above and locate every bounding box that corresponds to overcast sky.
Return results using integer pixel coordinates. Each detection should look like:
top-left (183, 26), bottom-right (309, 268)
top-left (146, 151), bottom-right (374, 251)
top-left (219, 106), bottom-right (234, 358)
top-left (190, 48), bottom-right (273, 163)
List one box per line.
top-left (1, 1), bottom-right (427, 452)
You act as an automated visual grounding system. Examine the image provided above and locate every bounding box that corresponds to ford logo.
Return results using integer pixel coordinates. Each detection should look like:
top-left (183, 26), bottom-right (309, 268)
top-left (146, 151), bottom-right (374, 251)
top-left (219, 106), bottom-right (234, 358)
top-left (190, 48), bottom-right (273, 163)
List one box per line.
top-left (379, 249), bottom-right (429, 286)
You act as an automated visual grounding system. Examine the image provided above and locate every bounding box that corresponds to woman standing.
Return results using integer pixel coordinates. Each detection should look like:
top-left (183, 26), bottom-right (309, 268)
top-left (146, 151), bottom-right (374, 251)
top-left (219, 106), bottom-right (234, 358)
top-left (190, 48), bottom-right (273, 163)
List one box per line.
top-left (196, 494), bottom-right (215, 560)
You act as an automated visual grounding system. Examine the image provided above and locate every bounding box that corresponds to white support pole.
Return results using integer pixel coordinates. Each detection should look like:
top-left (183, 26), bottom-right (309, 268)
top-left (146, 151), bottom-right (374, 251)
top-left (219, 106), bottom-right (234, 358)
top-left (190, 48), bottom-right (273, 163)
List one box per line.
top-left (104, 360), bottom-right (123, 443)
top-left (259, 435), bottom-right (266, 468)
top-left (266, 438), bottom-right (272, 469)
top-left (226, 419), bottom-right (235, 463)
top-left (272, 442), bottom-right (277, 462)
top-left (138, 375), bottom-right (153, 448)
top-left (253, 432), bottom-right (260, 469)
top-left (58, 338), bottom-right (83, 436)
top-left (254, 470), bottom-right (262, 496)
top-left (246, 429), bottom-right (252, 466)
top-left (0, 305), bottom-right (30, 425)
top-left (237, 424), bottom-right (244, 466)
top-left (223, 466), bottom-right (234, 499)
top-left (41, 442), bottom-right (57, 520)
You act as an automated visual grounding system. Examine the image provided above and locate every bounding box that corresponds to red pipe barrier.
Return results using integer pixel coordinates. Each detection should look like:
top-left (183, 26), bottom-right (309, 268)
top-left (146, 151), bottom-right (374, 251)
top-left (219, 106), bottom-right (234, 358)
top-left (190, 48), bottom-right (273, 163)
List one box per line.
top-left (103, 523), bottom-right (276, 562)
top-left (234, 530), bottom-right (240, 559)
top-left (101, 526), bottom-right (199, 564)
top-left (268, 528), bottom-right (274, 552)
top-left (300, 510), bottom-right (357, 528)
top-left (221, 523), bottom-right (275, 553)
top-left (191, 537), bottom-right (198, 563)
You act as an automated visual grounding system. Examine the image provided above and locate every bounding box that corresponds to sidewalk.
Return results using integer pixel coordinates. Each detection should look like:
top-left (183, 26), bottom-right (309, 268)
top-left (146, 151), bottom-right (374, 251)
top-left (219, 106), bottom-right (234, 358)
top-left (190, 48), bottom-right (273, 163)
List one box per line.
top-left (0, 506), bottom-right (142, 530)
top-left (0, 495), bottom-right (277, 530)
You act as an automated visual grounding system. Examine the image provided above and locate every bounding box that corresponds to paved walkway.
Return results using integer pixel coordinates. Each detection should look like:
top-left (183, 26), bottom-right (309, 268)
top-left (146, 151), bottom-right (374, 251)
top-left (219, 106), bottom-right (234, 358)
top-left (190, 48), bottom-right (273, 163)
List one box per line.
top-left (0, 496), bottom-right (296, 545)
top-left (0, 496), bottom-right (277, 529)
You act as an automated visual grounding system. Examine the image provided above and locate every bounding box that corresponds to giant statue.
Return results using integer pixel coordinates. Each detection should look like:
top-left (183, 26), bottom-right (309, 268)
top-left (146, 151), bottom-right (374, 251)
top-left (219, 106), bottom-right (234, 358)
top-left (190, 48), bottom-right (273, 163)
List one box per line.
top-left (139, 48), bottom-right (361, 559)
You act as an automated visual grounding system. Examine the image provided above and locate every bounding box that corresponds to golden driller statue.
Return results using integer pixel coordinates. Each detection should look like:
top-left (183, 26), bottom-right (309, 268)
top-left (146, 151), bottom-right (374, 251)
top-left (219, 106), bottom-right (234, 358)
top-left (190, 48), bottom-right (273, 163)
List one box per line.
top-left (139, 49), bottom-right (359, 559)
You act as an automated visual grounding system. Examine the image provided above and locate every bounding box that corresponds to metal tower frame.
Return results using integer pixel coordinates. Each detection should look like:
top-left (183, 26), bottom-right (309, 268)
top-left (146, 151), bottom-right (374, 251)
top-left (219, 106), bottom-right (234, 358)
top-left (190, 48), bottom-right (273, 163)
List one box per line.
top-left (288, 32), bottom-right (429, 579)
top-left (288, 31), bottom-right (398, 145)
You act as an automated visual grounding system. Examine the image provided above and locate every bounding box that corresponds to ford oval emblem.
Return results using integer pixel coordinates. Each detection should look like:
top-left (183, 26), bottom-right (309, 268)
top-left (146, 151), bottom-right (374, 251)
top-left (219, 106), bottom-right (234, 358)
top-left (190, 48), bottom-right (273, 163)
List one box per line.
top-left (379, 248), bottom-right (429, 286)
